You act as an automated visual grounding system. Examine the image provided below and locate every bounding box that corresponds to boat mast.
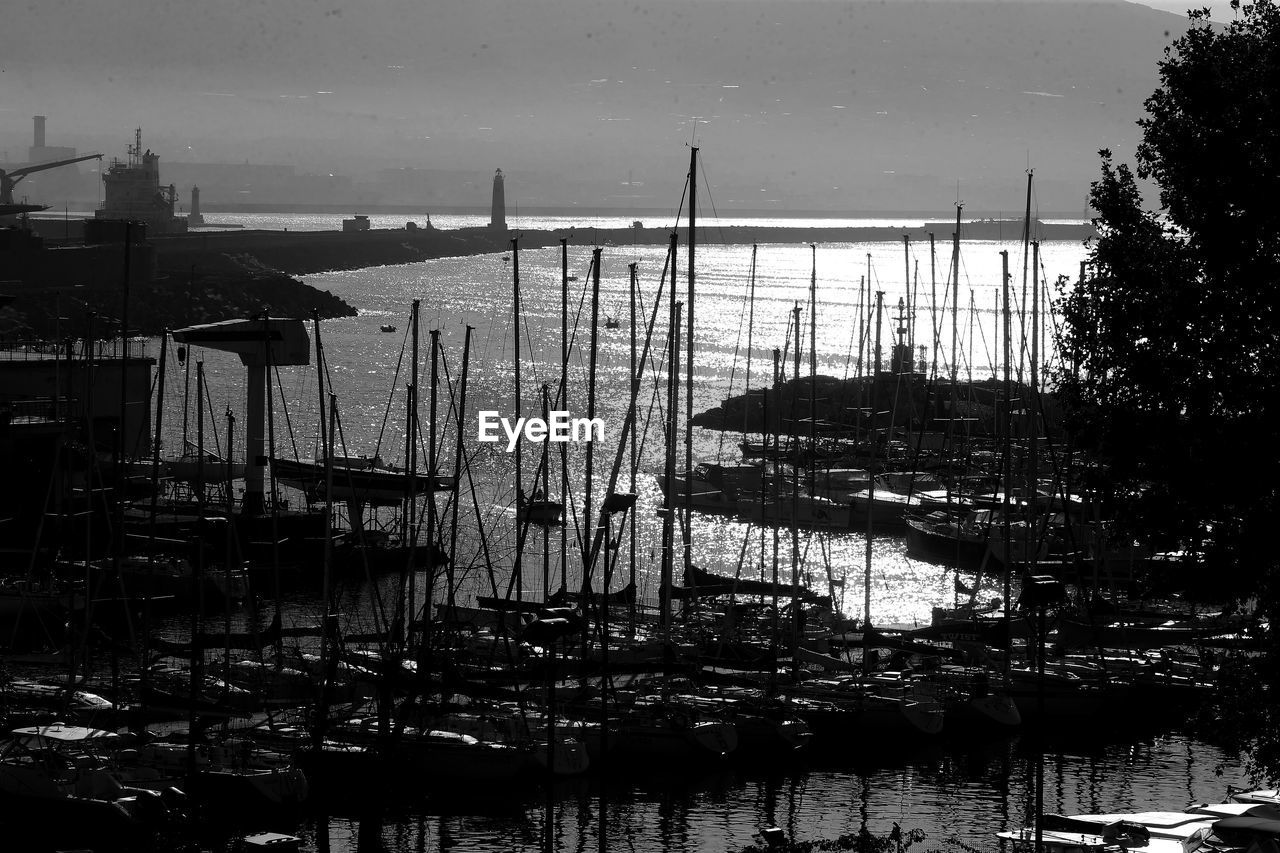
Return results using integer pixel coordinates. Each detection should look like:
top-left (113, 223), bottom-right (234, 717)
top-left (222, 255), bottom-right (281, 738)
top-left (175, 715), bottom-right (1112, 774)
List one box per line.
top-left (902, 235), bottom-right (911, 373)
top-left (584, 247), bottom-right (607, 853)
top-left (141, 329), bottom-right (168, 694)
top-left (403, 300), bottom-right (420, 647)
top-left (425, 328), bottom-right (440, 633)
top-left (581, 247), bottom-right (602, 599)
top-left (951, 204), bottom-right (962, 385)
top-left (808, 243), bottom-right (818, 500)
top-left (770, 349), bottom-right (782, 682)
top-left (790, 302), bottom-right (803, 678)
top-left (1028, 240), bottom-right (1041, 579)
top-left (540, 383), bottom-right (552, 602)
top-left (263, 315), bottom-right (282, 646)
top-left (929, 233), bottom-right (938, 378)
top-left (628, 261), bottom-right (639, 636)
top-left (683, 147), bottom-right (697, 587)
top-left (864, 291), bottom-right (884, 636)
top-left (223, 408), bottom-right (236, 684)
top-left (146, 331), bottom-right (168, 560)
top-left (1019, 170), bottom-right (1033, 387)
top-left (945, 208), bottom-right (963, 506)
top-left (745, 245), bottom-right (758, 440)
top-left (968, 290), bottom-right (976, 385)
top-left (312, 311), bottom-right (329, 607)
top-left (112, 222), bottom-right (134, 658)
top-left (446, 327), bottom-right (471, 627)
top-left (660, 230), bottom-right (679, 638)
top-left (1000, 250), bottom-right (1013, 688)
top-left (561, 237), bottom-right (570, 595)
top-left (187, 362), bottom-right (206, 799)
top-left (511, 236), bottom-right (524, 607)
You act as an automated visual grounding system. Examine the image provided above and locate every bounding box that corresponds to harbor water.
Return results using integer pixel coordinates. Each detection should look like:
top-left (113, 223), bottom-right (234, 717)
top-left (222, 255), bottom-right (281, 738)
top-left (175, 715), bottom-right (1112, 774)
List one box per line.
top-left (158, 215), bottom-right (1249, 851)
top-left (300, 732), bottom-right (1243, 852)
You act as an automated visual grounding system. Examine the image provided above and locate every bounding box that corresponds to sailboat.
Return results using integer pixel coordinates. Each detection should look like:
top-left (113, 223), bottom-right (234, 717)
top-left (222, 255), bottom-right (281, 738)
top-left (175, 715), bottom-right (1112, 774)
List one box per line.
top-left (0, 724), bottom-right (185, 851)
top-left (270, 454), bottom-right (454, 506)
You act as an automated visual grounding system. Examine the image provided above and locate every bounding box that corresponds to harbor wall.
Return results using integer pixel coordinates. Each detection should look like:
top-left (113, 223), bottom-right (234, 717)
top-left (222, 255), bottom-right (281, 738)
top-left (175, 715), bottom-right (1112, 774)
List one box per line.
top-left (149, 219), bottom-right (1095, 277)
top-left (2, 217), bottom-right (1094, 338)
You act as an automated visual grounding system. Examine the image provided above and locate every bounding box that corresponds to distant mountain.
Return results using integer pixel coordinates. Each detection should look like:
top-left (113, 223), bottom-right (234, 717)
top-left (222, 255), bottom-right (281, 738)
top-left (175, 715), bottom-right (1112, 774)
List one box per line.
top-left (0, 0), bottom-right (1197, 211)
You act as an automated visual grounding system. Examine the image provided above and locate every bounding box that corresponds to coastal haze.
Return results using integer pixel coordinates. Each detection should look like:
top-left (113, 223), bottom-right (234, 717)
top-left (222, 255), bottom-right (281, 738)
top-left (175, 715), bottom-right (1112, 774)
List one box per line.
top-left (0, 0), bottom-right (1228, 214)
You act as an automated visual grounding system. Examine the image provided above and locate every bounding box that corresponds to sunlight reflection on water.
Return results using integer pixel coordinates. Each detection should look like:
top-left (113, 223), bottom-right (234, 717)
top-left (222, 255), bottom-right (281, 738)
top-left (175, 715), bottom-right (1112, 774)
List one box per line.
top-left (170, 232), bottom-right (1085, 625)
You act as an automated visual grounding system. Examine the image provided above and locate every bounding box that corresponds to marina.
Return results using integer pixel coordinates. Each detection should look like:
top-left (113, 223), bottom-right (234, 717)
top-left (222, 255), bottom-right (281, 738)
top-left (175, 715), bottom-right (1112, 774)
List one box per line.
top-left (0, 194), bottom-right (1260, 850)
top-left (2, 2), bottom-right (1277, 846)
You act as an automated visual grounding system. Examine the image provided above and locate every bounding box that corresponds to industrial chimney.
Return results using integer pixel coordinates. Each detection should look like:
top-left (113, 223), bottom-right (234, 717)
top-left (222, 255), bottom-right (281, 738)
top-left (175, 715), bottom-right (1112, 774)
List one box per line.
top-left (33, 115), bottom-right (46, 149)
top-left (489, 168), bottom-right (506, 231)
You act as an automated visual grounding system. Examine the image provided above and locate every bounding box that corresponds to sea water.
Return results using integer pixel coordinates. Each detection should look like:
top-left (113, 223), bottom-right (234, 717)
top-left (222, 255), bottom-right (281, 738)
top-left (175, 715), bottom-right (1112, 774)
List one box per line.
top-left (156, 217), bottom-right (1251, 852)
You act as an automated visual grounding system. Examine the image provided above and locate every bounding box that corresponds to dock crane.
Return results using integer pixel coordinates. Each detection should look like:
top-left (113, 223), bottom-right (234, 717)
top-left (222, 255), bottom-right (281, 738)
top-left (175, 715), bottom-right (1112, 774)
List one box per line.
top-left (0, 151), bottom-right (103, 207)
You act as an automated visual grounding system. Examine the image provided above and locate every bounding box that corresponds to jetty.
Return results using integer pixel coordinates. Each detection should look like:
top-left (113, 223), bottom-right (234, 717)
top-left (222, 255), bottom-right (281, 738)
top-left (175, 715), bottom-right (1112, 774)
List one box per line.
top-left (144, 217), bottom-right (1095, 278)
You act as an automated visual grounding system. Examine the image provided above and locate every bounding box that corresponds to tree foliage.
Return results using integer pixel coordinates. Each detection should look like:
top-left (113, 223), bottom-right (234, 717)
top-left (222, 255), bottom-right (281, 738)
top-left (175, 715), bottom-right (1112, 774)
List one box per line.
top-left (1056, 0), bottom-right (1280, 594)
top-left (1055, 0), bottom-right (1280, 777)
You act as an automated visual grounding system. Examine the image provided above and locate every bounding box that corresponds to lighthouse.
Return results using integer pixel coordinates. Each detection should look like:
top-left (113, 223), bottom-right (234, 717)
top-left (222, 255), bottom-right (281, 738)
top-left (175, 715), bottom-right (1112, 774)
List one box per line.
top-left (189, 185), bottom-right (205, 226)
top-left (489, 168), bottom-right (506, 231)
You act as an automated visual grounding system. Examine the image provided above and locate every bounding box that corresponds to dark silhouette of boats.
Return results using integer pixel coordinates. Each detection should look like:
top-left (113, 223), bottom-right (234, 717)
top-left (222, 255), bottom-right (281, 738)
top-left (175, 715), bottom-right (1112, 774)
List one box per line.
top-left (270, 455), bottom-right (454, 506)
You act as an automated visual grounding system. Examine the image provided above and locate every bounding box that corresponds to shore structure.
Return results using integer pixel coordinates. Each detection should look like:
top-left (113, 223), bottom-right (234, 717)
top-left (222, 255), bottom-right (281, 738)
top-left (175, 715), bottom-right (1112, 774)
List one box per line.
top-left (489, 168), bottom-right (506, 231)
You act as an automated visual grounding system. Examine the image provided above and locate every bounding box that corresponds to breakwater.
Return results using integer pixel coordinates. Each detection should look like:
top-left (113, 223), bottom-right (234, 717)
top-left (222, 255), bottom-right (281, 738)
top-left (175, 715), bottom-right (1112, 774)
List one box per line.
top-left (151, 226), bottom-right (514, 276)
top-left (151, 218), bottom-right (1094, 277)
top-left (0, 230), bottom-right (357, 339)
top-left (1, 216), bottom-right (1093, 339)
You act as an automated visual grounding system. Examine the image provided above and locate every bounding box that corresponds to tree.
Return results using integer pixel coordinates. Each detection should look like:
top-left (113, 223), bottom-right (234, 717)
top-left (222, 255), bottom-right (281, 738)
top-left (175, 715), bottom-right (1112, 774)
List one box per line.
top-left (1055, 0), bottom-right (1280, 778)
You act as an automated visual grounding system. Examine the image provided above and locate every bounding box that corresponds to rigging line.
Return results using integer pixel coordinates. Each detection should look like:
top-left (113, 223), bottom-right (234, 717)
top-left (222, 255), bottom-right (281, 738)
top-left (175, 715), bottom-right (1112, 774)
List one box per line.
top-left (480, 300), bottom-right (500, 364)
top-left (559, 253), bottom-right (595, 393)
top-left (718, 251), bottom-right (755, 462)
top-left (799, 531), bottom-right (816, 588)
top-left (545, 257), bottom-right (589, 415)
top-left (637, 347), bottom-right (668, 469)
top-left (695, 154), bottom-right (731, 249)
top-left (521, 311), bottom-right (543, 391)
top-left (272, 364), bottom-right (301, 463)
top-left (635, 246), bottom-right (674, 458)
top-left (780, 305), bottom-right (795, 369)
top-left (332, 405), bottom-right (390, 635)
top-left (975, 295), bottom-right (995, 382)
top-left (494, 298), bottom-right (513, 365)
top-left (200, 371), bottom-right (224, 462)
top-left (459, 443), bottom-right (500, 602)
top-left (953, 291), bottom-right (976, 379)
top-left (666, 169), bottom-right (692, 238)
top-left (372, 313), bottom-right (412, 461)
top-left (427, 344), bottom-right (456, 481)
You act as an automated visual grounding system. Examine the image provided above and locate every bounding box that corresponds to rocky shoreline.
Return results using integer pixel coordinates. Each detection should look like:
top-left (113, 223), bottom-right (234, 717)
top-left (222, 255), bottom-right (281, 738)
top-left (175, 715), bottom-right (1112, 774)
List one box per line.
top-left (0, 238), bottom-right (358, 340)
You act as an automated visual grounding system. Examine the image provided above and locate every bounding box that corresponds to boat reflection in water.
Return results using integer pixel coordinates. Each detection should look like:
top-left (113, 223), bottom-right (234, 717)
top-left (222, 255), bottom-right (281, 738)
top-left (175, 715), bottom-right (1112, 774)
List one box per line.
top-left (292, 731), bottom-right (1244, 853)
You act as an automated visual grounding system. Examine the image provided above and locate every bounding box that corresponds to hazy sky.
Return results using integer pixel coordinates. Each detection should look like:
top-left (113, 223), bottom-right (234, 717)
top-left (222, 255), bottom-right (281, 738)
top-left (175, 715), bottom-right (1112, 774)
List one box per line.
top-left (1137, 0), bottom-right (1239, 13)
top-left (0, 0), bottom-right (1241, 211)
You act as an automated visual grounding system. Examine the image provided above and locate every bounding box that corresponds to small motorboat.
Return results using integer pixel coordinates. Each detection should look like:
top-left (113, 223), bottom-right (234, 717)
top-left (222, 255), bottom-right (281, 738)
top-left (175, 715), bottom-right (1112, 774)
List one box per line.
top-left (380, 324), bottom-right (396, 333)
top-left (605, 316), bottom-right (620, 329)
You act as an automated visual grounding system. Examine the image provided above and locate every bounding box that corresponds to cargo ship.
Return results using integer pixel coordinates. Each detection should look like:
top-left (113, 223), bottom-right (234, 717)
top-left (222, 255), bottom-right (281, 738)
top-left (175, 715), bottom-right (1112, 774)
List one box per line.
top-left (94, 128), bottom-right (188, 235)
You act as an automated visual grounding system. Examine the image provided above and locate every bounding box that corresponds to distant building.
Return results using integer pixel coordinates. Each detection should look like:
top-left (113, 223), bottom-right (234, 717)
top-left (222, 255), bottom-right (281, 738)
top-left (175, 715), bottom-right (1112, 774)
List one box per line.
top-left (490, 168), bottom-right (506, 231)
top-left (15, 115), bottom-right (96, 205)
top-left (28, 116), bottom-right (76, 164)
